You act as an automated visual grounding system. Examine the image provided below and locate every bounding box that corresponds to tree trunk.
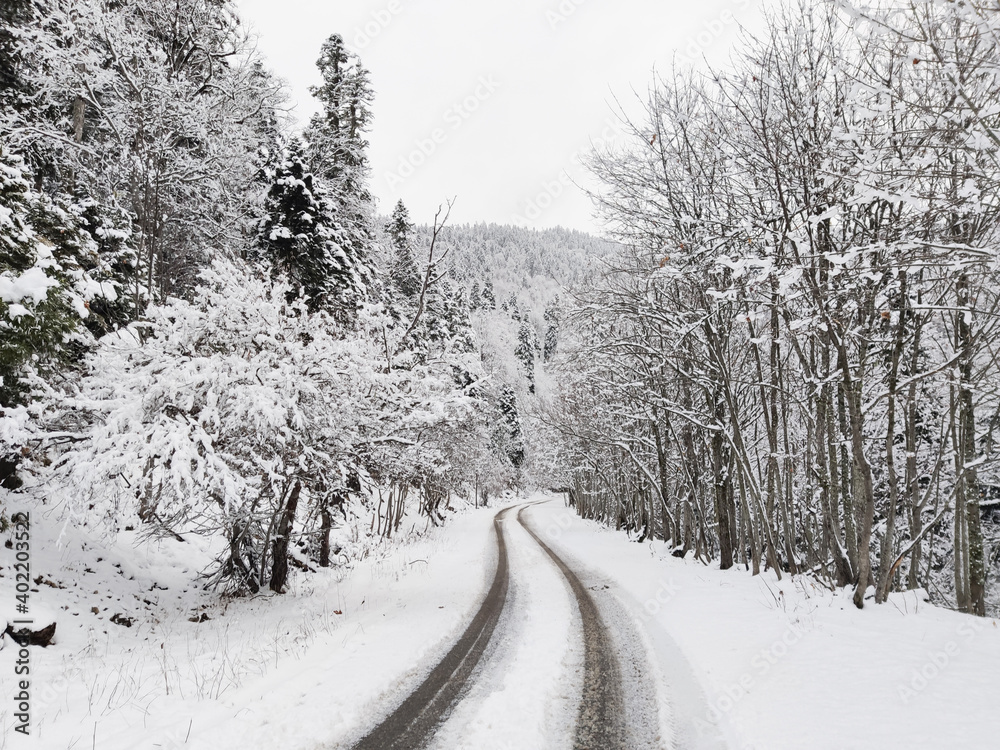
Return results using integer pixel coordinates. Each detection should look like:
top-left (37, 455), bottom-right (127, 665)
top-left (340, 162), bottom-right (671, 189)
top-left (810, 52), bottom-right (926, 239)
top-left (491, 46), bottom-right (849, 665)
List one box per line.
top-left (319, 503), bottom-right (332, 568)
top-left (712, 392), bottom-right (735, 570)
top-left (956, 273), bottom-right (986, 615)
top-left (905, 314), bottom-right (923, 590)
top-left (72, 96), bottom-right (86, 143)
top-left (229, 520), bottom-right (259, 594)
top-left (836, 343), bottom-right (877, 610)
top-left (270, 479), bottom-right (301, 593)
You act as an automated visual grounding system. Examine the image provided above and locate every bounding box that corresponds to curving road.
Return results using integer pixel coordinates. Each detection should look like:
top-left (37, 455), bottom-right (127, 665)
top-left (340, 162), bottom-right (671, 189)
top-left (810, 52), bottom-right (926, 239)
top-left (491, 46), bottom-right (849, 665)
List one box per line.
top-left (350, 507), bottom-right (513, 750)
top-left (349, 502), bottom-right (638, 750)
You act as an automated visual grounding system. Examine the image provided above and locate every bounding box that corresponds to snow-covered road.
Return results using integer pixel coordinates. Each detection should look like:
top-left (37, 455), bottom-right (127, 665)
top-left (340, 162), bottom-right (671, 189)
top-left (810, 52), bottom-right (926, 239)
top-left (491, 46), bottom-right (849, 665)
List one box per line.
top-left (350, 500), bottom-right (704, 749)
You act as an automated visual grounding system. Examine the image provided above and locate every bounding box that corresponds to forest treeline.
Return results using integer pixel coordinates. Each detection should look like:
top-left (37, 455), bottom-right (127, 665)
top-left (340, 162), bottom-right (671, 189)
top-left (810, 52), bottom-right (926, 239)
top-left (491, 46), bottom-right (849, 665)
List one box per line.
top-left (544, 0), bottom-right (1000, 614)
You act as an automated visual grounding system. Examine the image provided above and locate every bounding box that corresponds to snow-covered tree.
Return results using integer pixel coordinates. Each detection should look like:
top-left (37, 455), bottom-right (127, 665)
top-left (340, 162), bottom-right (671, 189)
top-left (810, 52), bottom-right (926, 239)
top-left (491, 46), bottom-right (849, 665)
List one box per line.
top-left (0, 146), bottom-right (127, 494)
top-left (501, 292), bottom-right (520, 318)
top-left (385, 200), bottom-right (421, 300)
top-left (257, 138), bottom-right (364, 314)
top-left (305, 33), bottom-right (375, 287)
top-left (481, 278), bottom-right (496, 309)
top-left (496, 385), bottom-right (525, 469)
top-left (515, 318), bottom-right (538, 394)
top-left (2, 0), bottom-right (284, 300)
top-left (47, 256), bottom-right (485, 591)
top-left (543, 0), bottom-right (1000, 616)
top-left (0, 0), bottom-right (33, 116)
top-left (543, 297), bottom-right (560, 361)
top-left (0, 2), bottom-right (516, 599)
top-left (0, 147), bottom-right (124, 407)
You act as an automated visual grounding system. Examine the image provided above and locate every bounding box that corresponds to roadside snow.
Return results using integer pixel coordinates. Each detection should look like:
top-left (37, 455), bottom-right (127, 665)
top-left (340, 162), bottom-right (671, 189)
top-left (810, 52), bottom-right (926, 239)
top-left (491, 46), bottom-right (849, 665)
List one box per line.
top-left (527, 497), bottom-right (1000, 750)
top-left (0, 499), bottom-right (501, 750)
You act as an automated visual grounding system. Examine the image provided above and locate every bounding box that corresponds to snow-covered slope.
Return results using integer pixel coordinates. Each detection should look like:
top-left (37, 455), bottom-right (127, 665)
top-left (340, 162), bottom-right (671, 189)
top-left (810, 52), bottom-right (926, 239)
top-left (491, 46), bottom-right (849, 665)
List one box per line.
top-left (0, 498), bottom-right (500, 749)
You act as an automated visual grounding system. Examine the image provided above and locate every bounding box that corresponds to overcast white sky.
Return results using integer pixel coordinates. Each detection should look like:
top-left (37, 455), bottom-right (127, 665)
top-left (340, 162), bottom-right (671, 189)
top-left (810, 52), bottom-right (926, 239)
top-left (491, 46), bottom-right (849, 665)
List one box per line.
top-left (236, 0), bottom-right (770, 233)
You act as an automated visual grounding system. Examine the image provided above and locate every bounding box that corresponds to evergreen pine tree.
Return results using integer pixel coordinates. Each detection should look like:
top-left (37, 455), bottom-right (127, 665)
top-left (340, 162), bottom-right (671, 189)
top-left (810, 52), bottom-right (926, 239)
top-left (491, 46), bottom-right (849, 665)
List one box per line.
top-left (0, 0), bottom-right (33, 114)
top-left (515, 319), bottom-right (538, 394)
top-left (543, 297), bottom-right (560, 361)
top-left (307, 34), bottom-right (372, 182)
top-left (422, 282), bottom-right (452, 351)
top-left (405, 281), bottom-right (478, 365)
top-left (32, 191), bottom-right (139, 339)
top-left (305, 34), bottom-right (375, 287)
top-left (0, 149), bottom-right (83, 406)
top-left (448, 286), bottom-right (477, 354)
top-left (385, 200), bottom-right (421, 300)
top-left (257, 138), bottom-right (360, 314)
top-left (496, 385), bottom-right (525, 468)
top-left (503, 293), bottom-right (521, 320)
top-left (481, 278), bottom-right (496, 309)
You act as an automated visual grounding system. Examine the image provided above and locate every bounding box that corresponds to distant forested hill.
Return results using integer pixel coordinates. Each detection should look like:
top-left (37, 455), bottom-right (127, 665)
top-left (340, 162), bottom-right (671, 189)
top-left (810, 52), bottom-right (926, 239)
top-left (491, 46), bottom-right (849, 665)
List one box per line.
top-left (410, 222), bottom-right (616, 304)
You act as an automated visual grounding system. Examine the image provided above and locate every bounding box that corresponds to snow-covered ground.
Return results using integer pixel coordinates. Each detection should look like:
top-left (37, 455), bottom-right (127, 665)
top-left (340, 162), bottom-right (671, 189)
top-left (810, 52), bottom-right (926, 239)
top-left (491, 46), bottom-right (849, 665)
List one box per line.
top-left (527, 499), bottom-right (1000, 750)
top-left (0, 499), bottom-right (500, 749)
top-left (2, 493), bottom-right (999, 749)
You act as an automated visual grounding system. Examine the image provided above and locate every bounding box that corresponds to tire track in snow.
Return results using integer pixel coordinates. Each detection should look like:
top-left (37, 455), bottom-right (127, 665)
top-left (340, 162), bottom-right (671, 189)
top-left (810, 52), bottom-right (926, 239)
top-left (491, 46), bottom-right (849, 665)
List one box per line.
top-left (350, 507), bottom-right (513, 750)
top-left (425, 505), bottom-right (579, 750)
top-left (517, 506), bottom-right (627, 750)
top-left (526, 499), bottom-right (733, 750)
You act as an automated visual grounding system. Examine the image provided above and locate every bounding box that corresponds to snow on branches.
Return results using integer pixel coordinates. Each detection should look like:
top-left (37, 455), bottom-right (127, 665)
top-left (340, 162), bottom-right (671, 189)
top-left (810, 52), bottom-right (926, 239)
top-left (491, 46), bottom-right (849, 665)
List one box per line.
top-left (46, 259), bottom-right (483, 592)
top-left (553, 0), bottom-right (1000, 615)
